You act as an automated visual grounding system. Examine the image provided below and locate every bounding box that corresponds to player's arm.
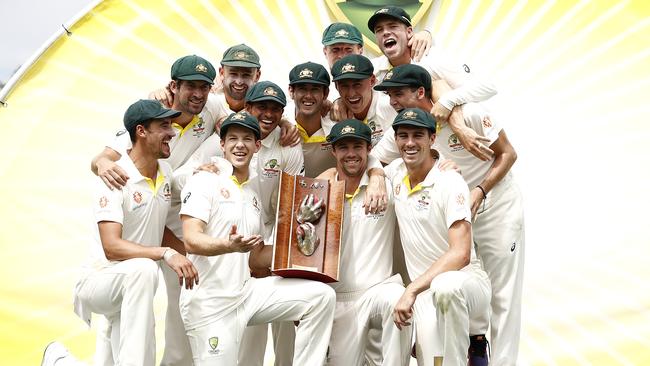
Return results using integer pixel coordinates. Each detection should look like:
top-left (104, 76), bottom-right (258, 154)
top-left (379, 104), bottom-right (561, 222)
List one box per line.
top-left (393, 219), bottom-right (471, 329)
top-left (431, 79), bottom-right (494, 161)
top-left (364, 165), bottom-right (388, 214)
top-left (162, 226), bottom-right (186, 255)
top-left (470, 130), bottom-right (517, 219)
top-left (182, 218), bottom-right (262, 256)
top-left (99, 221), bottom-right (199, 288)
top-left (278, 118), bottom-right (301, 147)
top-left (91, 147), bottom-right (129, 190)
top-left (148, 82), bottom-right (174, 108)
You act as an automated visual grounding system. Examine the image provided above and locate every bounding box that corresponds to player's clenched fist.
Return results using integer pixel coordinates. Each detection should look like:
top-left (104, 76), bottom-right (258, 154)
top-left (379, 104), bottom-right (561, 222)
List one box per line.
top-left (226, 224), bottom-right (263, 253)
top-left (163, 248), bottom-right (199, 290)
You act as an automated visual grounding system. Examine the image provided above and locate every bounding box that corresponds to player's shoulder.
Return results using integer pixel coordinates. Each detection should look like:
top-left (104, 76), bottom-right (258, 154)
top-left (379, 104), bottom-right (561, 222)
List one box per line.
top-left (384, 158), bottom-right (406, 182)
top-left (436, 168), bottom-right (468, 191)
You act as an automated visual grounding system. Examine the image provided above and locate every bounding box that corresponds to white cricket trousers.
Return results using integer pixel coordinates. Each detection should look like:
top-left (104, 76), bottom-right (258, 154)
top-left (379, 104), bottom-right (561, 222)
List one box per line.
top-left (473, 174), bottom-right (525, 366)
top-left (412, 270), bottom-right (491, 366)
top-left (160, 263), bottom-right (194, 366)
top-left (74, 258), bottom-right (159, 366)
top-left (185, 276), bottom-right (336, 366)
top-left (238, 321), bottom-right (295, 366)
top-left (326, 276), bottom-right (412, 366)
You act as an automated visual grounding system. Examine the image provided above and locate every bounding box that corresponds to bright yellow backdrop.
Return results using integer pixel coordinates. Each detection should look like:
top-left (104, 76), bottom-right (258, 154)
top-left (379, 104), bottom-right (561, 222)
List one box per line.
top-left (1, 1), bottom-right (649, 365)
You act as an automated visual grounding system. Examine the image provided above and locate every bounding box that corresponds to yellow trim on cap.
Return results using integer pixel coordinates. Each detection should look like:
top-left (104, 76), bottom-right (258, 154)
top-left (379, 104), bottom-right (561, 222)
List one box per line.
top-left (144, 166), bottom-right (165, 194)
top-left (403, 175), bottom-right (422, 195)
top-left (296, 122), bottom-right (327, 143)
top-left (172, 115), bottom-right (201, 138)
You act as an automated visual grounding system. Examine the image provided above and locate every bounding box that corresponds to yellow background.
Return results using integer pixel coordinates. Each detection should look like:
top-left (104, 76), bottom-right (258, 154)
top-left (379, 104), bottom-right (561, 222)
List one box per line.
top-left (1, 0), bottom-right (649, 364)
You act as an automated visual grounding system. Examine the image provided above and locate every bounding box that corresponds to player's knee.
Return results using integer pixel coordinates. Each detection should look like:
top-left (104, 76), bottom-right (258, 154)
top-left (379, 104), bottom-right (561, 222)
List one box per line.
top-left (126, 258), bottom-right (159, 288)
top-left (431, 273), bottom-right (465, 313)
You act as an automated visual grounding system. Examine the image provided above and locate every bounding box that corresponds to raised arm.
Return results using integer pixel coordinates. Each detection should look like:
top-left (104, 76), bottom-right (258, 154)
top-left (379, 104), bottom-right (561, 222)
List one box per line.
top-left (91, 147), bottom-right (128, 190)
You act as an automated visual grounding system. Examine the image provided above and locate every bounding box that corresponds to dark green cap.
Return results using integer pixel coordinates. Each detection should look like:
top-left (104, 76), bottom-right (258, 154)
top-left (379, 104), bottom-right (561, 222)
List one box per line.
top-left (327, 119), bottom-right (372, 145)
top-left (331, 54), bottom-right (374, 82)
top-left (322, 23), bottom-right (363, 46)
top-left (221, 44), bottom-right (261, 68)
top-left (368, 6), bottom-right (412, 31)
top-left (392, 108), bottom-right (436, 133)
top-left (220, 111), bottom-right (261, 140)
top-left (123, 99), bottom-right (181, 132)
top-left (374, 63), bottom-right (431, 91)
top-left (170, 55), bottom-right (216, 84)
top-left (245, 81), bottom-right (287, 107)
top-left (289, 62), bottom-right (330, 86)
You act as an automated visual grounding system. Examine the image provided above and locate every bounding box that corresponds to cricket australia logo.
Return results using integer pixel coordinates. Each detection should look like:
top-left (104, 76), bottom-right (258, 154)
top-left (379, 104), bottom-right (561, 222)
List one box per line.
top-left (299, 68), bottom-right (314, 79)
top-left (335, 29), bottom-right (349, 38)
top-left (402, 110), bottom-right (417, 119)
top-left (195, 63), bottom-right (208, 73)
top-left (263, 87), bottom-right (278, 96)
top-left (341, 63), bottom-right (355, 73)
top-left (231, 112), bottom-right (246, 121)
top-left (448, 133), bottom-right (464, 152)
top-left (384, 71), bottom-right (393, 80)
top-left (208, 336), bottom-right (221, 355)
top-left (192, 118), bottom-right (206, 137)
top-left (341, 125), bottom-right (355, 134)
top-left (263, 158), bottom-right (280, 178)
top-left (234, 51), bottom-right (249, 60)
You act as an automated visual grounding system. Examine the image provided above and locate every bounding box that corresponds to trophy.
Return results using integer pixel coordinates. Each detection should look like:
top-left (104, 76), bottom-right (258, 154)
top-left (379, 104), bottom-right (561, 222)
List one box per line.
top-left (272, 172), bottom-right (345, 283)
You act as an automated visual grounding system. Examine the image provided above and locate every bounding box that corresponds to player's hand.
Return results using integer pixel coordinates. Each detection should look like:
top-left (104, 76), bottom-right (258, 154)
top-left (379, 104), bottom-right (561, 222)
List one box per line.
top-left (364, 172), bottom-right (387, 214)
top-left (455, 124), bottom-right (493, 161)
top-left (163, 248), bottom-right (200, 290)
top-left (148, 83), bottom-right (174, 108)
top-left (279, 119), bottom-right (301, 147)
top-left (470, 187), bottom-right (485, 221)
top-left (329, 98), bottom-right (353, 122)
top-left (227, 225), bottom-right (263, 253)
top-left (194, 163), bottom-right (221, 175)
top-left (408, 30), bottom-right (432, 62)
top-left (97, 158), bottom-right (129, 190)
top-left (321, 99), bottom-right (333, 118)
top-left (296, 194), bottom-right (325, 223)
top-left (438, 158), bottom-right (461, 174)
top-left (431, 102), bottom-right (452, 122)
top-left (393, 290), bottom-right (416, 330)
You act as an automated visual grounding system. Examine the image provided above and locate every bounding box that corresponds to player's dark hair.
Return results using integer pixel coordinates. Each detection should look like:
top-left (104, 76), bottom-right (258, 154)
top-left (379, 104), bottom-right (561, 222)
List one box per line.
top-left (128, 119), bottom-right (154, 143)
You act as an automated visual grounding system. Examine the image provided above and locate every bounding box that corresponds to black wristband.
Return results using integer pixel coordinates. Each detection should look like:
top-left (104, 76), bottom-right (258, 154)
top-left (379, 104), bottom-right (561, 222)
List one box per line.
top-left (476, 185), bottom-right (487, 199)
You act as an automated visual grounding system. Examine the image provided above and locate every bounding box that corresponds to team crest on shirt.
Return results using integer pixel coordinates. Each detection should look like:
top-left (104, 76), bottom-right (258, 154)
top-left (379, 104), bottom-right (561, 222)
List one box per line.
top-left (447, 134), bottom-right (464, 152)
top-left (263, 159), bottom-right (280, 178)
top-left (207, 336), bottom-right (222, 355)
top-left (482, 116), bottom-right (493, 128)
top-left (163, 183), bottom-right (172, 201)
top-left (220, 188), bottom-right (230, 199)
top-left (99, 196), bottom-right (108, 208)
top-left (252, 196), bottom-right (260, 212)
top-left (133, 191), bottom-right (143, 204)
top-left (299, 68), bottom-right (314, 79)
top-left (192, 118), bottom-right (206, 137)
top-left (415, 190), bottom-right (431, 210)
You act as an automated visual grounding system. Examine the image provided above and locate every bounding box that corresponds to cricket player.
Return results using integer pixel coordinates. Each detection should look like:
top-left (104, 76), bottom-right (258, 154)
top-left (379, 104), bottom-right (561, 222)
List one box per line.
top-left (331, 54), bottom-right (398, 156)
top-left (375, 64), bottom-right (524, 366)
top-left (368, 6), bottom-right (498, 161)
top-left (318, 119), bottom-right (411, 365)
top-left (386, 107), bottom-right (492, 366)
top-left (90, 55), bottom-right (223, 366)
top-left (73, 99), bottom-right (199, 366)
top-left (179, 111), bottom-right (336, 366)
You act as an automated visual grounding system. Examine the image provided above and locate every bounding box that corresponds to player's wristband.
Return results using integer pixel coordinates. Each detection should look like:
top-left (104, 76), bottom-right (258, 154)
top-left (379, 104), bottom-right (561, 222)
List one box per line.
top-left (162, 248), bottom-right (176, 261)
top-left (476, 185), bottom-right (487, 199)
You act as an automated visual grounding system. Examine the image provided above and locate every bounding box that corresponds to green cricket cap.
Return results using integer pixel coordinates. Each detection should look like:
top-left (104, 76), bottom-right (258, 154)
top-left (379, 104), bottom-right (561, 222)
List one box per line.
top-left (368, 6), bottom-right (412, 31)
top-left (245, 81), bottom-right (286, 107)
top-left (289, 62), bottom-right (330, 86)
top-left (322, 23), bottom-right (363, 46)
top-left (220, 44), bottom-right (261, 68)
top-left (170, 55), bottom-right (216, 84)
top-left (123, 99), bottom-right (181, 132)
top-left (331, 54), bottom-right (374, 82)
top-left (327, 119), bottom-right (372, 145)
top-left (392, 107), bottom-right (436, 133)
top-left (374, 63), bottom-right (431, 91)
top-left (219, 111), bottom-right (261, 140)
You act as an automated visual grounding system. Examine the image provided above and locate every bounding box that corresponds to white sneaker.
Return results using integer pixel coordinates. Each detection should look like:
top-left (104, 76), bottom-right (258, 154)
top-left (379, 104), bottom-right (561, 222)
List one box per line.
top-left (41, 341), bottom-right (70, 366)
